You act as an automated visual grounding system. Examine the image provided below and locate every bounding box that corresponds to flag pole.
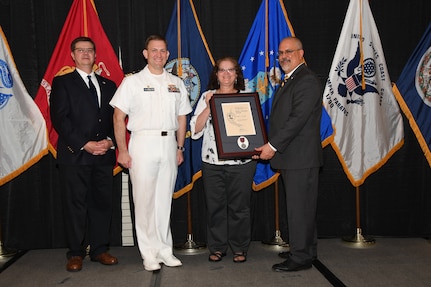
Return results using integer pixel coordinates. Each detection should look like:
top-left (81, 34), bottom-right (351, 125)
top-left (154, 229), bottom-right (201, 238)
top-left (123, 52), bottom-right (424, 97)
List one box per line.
top-left (262, 175), bottom-right (289, 250)
top-left (176, 0), bottom-right (182, 77)
top-left (174, 191), bottom-right (207, 255)
top-left (171, 0), bottom-right (205, 256)
top-left (342, 186), bottom-right (375, 247)
top-left (260, 0), bottom-right (287, 250)
top-left (342, 2), bottom-right (374, 247)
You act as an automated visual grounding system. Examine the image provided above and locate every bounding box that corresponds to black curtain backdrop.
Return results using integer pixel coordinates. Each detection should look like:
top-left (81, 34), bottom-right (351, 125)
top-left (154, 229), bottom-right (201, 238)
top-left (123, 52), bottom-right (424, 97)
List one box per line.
top-left (1, 0), bottom-right (431, 250)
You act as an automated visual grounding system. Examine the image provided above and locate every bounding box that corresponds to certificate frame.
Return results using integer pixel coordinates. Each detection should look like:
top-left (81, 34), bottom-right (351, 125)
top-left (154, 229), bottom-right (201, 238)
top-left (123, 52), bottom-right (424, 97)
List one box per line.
top-left (209, 92), bottom-right (267, 159)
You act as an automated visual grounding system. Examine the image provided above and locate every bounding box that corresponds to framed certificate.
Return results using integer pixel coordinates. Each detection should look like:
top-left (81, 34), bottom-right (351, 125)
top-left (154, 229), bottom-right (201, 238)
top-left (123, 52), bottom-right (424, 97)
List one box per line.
top-left (209, 92), bottom-right (267, 159)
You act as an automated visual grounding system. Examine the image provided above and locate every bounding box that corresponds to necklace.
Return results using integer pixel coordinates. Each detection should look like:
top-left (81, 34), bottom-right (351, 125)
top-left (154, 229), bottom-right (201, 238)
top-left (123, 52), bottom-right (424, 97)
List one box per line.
top-left (216, 88), bottom-right (238, 94)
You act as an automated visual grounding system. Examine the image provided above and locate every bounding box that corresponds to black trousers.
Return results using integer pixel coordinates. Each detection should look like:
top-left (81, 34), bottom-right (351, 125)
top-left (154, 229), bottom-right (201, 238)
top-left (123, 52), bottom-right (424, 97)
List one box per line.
top-left (58, 164), bottom-right (113, 259)
top-left (279, 167), bottom-right (319, 264)
top-left (202, 161), bottom-right (257, 254)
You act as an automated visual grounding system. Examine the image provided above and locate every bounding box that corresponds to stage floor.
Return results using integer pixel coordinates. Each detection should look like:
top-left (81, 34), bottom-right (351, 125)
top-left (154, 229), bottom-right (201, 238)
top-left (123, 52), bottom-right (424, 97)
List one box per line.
top-left (1, 237), bottom-right (431, 287)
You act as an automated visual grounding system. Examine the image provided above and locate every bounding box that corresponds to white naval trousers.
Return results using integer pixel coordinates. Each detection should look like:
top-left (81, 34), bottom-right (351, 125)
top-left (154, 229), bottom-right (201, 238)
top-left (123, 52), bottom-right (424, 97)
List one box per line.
top-left (128, 130), bottom-right (177, 263)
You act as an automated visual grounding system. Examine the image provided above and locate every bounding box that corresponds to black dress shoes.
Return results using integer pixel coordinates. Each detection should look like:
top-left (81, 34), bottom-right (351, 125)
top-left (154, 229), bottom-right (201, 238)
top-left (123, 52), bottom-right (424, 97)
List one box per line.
top-left (278, 251), bottom-right (290, 259)
top-left (278, 251), bottom-right (317, 260)
top-left (272, 259), bottom-right (312, 272)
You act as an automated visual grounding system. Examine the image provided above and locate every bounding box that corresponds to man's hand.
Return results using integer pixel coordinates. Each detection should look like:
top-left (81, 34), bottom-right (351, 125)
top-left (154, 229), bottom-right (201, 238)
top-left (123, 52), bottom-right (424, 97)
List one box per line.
top-left (117, 150), bottom-right (132, 169)
top-left (84, 139), bottom-right (111, 155)
top-left (252, 143), bottom-right (276, 160)
top-left (177, 150), bottom-right (184, 166)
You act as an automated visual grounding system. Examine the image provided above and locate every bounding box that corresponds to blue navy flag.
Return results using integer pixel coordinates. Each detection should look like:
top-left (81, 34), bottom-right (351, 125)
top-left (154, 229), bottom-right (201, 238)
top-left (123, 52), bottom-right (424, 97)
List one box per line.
top-left (165, 0), bottom-right (215, 198)
top-left (393, 22), bottom-right (431, 168)
top-left (239, 0), bottom-right (333, 191)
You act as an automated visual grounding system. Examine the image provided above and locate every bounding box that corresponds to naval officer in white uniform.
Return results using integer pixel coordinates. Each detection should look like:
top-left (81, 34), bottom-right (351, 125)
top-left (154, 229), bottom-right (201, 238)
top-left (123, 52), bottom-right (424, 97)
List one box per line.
top-left (110, 35), bottom-right (192, 272)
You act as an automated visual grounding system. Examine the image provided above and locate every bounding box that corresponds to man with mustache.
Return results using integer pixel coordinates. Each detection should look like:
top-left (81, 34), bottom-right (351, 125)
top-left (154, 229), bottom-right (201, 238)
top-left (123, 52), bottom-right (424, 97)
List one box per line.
top-left (254, 36), bottom-right (323, 272)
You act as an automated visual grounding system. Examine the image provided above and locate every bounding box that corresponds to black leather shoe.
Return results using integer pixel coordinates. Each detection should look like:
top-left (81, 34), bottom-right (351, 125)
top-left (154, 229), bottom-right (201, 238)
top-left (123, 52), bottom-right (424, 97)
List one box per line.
top-left (278, 251), bottom-right (317, 261)
top-left (278, 251), bottom-right (290, 259)
top-left (272, 259), bottom-right (312, 272)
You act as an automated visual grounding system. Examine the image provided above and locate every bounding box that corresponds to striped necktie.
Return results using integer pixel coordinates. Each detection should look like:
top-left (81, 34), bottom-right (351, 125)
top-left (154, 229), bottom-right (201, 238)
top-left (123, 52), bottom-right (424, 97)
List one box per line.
top-left (280, 74), bottom-right (289, 87)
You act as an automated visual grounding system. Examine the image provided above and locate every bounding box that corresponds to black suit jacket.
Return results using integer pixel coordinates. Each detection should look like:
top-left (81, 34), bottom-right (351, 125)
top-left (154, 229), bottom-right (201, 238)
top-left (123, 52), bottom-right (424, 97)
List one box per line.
top-left (269, 64), bottom-right (323, 170)
top-left (50, 69), bottom-right (117, 166)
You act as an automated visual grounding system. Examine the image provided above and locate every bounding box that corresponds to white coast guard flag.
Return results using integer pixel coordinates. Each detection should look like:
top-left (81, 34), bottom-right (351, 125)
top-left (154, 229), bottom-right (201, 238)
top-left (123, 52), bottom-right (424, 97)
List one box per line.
top-left (322, 0), bottom-right (404, 187)
top-left (0, 26), bottom-right (48, 185)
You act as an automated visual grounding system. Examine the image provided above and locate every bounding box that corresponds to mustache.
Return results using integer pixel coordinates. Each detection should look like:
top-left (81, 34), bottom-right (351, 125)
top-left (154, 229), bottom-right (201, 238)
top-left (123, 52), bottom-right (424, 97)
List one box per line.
top-left (279, 58), bottom-right (290, 64)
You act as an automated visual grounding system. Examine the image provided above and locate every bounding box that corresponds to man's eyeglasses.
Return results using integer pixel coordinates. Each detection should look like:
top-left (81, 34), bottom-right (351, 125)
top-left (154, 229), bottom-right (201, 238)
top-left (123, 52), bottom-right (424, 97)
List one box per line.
top-left (278, 49), bottom-right (301, 56)
top-left (218, 68), bottom-right (236, 74)
top-left (74, 48), bottom-right (95, 54)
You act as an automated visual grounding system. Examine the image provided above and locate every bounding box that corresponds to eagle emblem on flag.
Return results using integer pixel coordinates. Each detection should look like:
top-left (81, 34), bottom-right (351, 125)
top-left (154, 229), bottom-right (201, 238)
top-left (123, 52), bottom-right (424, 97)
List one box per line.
top-left (416, 47), bottom-right (431, 105)
top-left (335, 43), bottom-right (378, 105)
top-left (0, 59), bottom-right (13, 109)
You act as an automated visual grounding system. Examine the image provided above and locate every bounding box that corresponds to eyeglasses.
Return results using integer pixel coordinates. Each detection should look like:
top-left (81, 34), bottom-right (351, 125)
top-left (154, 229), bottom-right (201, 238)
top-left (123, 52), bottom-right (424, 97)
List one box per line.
top-left (148, 48), bottom-right (168, 54)
top-left (278, 49), bottom-right (301, 56)
top-left (218, 68), bottom-right (236, 74)
top-left (74, 48), bottom-right (95, 54)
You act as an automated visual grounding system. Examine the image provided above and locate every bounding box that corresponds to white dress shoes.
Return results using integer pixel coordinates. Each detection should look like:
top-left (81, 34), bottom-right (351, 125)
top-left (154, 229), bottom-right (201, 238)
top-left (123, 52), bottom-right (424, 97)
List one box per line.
top-left (144, 258), bottom-right (161, 271)
top-left (159, 255), bottom-right (182, 267)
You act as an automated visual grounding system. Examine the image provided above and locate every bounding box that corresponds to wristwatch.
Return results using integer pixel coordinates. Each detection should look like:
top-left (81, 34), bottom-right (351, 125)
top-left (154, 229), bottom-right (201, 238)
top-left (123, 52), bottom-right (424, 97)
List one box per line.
top-left (177, 146), bottom-right (185, 152)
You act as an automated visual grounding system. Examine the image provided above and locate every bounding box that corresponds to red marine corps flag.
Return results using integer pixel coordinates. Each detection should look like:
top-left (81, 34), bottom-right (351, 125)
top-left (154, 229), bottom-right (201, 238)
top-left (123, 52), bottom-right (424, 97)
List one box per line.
top-left (34, 0), bottom-right (124, 173)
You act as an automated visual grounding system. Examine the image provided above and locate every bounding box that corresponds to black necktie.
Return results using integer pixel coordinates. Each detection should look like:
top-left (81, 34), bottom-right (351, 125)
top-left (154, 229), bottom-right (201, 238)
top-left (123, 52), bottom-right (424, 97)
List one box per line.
top-left (87, 75), bottom-right (98, 107)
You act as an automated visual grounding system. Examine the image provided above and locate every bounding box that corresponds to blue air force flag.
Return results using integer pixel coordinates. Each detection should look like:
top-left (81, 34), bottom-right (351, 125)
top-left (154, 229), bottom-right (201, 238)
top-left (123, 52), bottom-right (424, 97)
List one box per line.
top-left (239, 0), bottom-right (294, 191)
top-left (322, 0), bottom-right (404, 187)
top-left (393, 22), bottom-right (431, 168)
top-left (165, 0), bottom-right (215, 197)
top-left (239, 0), bottom-right (333, 190)
top-left (0, 26), bottom-right (48, 185)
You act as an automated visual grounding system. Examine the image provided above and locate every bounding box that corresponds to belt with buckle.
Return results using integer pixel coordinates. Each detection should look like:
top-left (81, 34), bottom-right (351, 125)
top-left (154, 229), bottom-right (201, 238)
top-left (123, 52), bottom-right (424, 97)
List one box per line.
top-left (134, 130), bottom-right (175, 136)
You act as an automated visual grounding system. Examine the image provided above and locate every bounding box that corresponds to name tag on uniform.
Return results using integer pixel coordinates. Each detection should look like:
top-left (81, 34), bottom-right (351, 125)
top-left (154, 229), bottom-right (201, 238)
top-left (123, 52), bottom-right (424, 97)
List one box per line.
top-left (143, 86), bottom-right (155, 92)
top-left (167, 84), bottom-right (180, 93)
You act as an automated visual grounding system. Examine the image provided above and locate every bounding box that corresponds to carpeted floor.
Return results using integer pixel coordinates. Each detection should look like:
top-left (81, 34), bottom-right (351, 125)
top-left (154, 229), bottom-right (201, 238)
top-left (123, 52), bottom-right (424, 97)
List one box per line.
top-left (1, 238), bottom-right (430, 287)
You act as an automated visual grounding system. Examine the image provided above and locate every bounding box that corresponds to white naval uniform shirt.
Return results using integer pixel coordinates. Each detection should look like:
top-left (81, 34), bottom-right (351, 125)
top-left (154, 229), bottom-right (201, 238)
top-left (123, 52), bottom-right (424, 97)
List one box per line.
top-left (109, 65), bottom-right (192, 131)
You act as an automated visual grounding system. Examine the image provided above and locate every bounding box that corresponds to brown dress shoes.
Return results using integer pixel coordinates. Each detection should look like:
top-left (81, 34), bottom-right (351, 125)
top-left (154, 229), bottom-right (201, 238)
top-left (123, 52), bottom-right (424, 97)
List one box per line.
top-left (66, 256), bottom-right (83, 272)
top-left (66, 253), bottom-right (117, 271)
top-left (91, 252), bottom-right (118, 265)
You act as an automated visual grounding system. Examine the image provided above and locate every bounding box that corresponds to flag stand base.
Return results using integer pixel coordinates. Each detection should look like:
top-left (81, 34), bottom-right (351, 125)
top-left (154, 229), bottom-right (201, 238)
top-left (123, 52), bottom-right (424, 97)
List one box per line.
top-left (174, 234), bottom-right (207, 255)
top-left (0, 241), bottom-right (16, 258)
top-left (342, 228), bottom-right (375, 248)
top-left (262, 230), bottom-right (289, 250)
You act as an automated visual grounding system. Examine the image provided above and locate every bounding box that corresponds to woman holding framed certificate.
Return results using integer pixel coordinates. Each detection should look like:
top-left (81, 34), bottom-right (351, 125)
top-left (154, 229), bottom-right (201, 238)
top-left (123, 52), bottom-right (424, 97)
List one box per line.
top-left (190, 57), bottom-right (257, 263)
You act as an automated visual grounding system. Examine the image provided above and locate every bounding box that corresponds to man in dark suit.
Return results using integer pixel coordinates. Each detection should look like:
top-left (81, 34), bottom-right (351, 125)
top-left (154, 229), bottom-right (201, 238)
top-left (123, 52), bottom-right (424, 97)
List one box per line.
top-left (50, 36), bottom-right (118, 272)
top-left (254, 36), bottom-right (323, 271)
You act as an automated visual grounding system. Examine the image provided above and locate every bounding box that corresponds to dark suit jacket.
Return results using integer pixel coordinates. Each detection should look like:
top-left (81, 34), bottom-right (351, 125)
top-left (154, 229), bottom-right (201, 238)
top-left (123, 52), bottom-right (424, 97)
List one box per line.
top-left (269, 64), bottom-right (323, 170)
top-left (50, 69), bottom-right (117, 166)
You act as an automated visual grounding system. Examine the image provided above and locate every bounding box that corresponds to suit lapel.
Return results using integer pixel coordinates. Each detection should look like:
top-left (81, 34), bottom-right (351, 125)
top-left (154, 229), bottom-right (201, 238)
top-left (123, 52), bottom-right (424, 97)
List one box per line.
top-left (271, 64), bottom-right (306, 108)
top-left (71, 69), bottom-right (89, 91)
top-left (272, 83), bottom-right (287, 108)
top-left (71, 70), bottom-right (100, 109)
top-left (272, 74), bottom-right (293, 108)
top-left (96, 75), bottom-right (108, 108)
